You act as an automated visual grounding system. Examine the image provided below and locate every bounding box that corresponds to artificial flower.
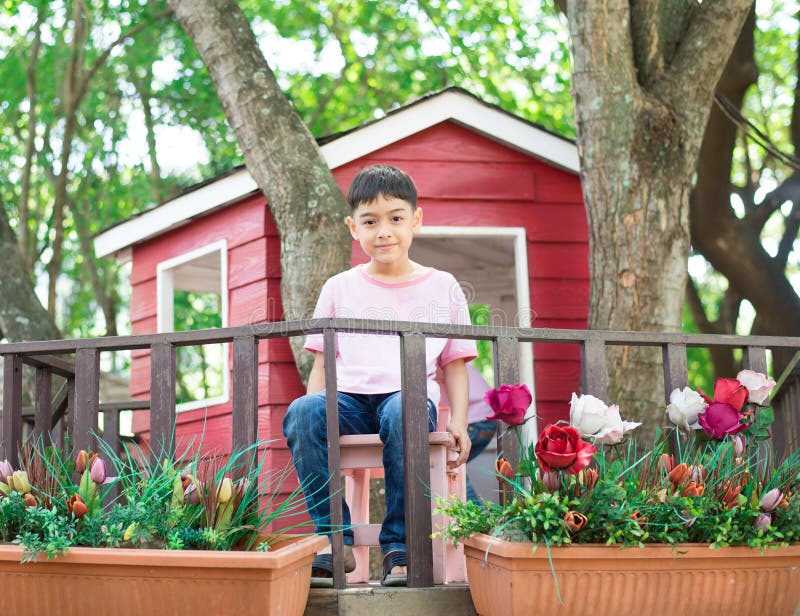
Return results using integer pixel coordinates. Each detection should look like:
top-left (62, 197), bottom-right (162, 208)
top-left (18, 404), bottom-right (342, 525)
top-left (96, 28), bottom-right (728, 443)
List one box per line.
top-left (736, 370), bottom-right (775, 406)
top-left (760, 488), bottom-right (783, 512)
top-left (569, 394), bottom-right (640, 444)
top-left (539, 470), bottom-right (561, 492)
top-left (563, 511), bottom-right (587, 531)
top-left (754, 513), bottom-right (771, 532)
top-left (665, 387), bottom-right (706, 430)
top-left (485, 384), bottom-right (532, 425)
top-left (534, 425), bottom-right (596, 475)
top-left (697, 402), bottom-right (750, 440)
top-left (495, 457), bottom-right (514, 481)
top-left (699, 378), bottom-right (748, 412)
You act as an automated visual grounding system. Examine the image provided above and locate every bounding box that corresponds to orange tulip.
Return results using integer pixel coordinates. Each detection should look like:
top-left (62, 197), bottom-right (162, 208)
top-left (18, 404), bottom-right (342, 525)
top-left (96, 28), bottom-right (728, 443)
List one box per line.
top-left (23, 493), bottom-right (37, 507)
top-left (681, 481), bottom-right (705, 497)
top-left (67, 494), bottom-right (88, 519)
top-left (75, 450), bottom-right (89, 474)
top-left (659, 453), bottom-right (674, 472)
top-left (668, 463), bottom-right (691, 486)
top-left (563, 511), bottom-right (588, 532)
top-left (495, 457), bottom-right (514, 481)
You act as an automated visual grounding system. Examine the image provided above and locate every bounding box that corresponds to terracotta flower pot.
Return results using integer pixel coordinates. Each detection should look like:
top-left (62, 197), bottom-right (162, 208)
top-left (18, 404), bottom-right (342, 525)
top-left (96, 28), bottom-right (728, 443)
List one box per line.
top-left (463, 533), bottom-right (800, 616)
top-left (0, 534), bottom-right (326, 616)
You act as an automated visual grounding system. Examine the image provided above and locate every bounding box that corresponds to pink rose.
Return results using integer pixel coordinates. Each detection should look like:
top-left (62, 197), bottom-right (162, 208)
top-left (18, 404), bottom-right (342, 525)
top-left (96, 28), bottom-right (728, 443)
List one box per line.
top-left (736, 370), bottom-right (775, 406)
top-left (534, 424), bottom-right (596, 475)
top-left (697, 402), bottom-right (750, 440)
top-left (485, 384), bottom-right (532, 426)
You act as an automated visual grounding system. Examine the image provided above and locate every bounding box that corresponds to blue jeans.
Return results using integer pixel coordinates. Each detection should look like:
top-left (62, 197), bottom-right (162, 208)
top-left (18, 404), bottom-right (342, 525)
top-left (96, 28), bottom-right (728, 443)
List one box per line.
top-left (466, 418), bottom-right (497, 503)
top-left (283, 391), bottom-right (437, 554)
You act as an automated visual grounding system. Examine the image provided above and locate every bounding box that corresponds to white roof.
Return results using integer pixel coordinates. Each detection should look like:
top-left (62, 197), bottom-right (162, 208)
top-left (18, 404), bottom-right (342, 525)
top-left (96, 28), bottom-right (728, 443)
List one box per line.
top-left (94, 88), bottom-right (578, 259)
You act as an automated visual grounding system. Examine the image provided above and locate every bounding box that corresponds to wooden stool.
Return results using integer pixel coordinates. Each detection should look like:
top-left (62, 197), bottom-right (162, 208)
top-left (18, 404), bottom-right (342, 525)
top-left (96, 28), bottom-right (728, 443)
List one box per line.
top-left (339, 409), bottom-right (467, 584)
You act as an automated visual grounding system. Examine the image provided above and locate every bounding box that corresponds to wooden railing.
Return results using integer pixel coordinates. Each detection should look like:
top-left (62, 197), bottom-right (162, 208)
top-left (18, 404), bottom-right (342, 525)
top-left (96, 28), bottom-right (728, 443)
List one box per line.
top-left (1, 320), bottom-right (799, 589)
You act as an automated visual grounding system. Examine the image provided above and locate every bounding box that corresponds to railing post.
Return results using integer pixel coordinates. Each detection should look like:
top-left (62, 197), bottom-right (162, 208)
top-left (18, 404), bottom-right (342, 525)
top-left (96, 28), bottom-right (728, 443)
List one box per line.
top-left (2, 354), bottom-right (23, 466)
top-left (743, 346), bottom-right (768, 375)
top-left (662, 344), bottom-right (688, 457)
top-left (322, 328), bottom-right (345, 590)
top-left (493, 336), bottom-right (521, 482)
top-left (232, 335), bottom-right (259, 472)
top-left (150, 343), bottom-right (176, 466)
top-left (74, 348), bottom-right (100, 455)
top-left (34, 366), bottom-right (53, 447)
top-left (581, 335), bottom-right (608, 401)
top-left (400, 331), bottom-right (433, 588)
top-left (103, 408), bottom-right (120, 459)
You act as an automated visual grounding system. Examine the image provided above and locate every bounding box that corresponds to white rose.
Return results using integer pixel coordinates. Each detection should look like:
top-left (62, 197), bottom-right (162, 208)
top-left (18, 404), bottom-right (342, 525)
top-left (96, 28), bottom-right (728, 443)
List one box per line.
top-left (570, 393), bottom-right (609, 437)
top-left (736, 370), bottom-right (776, 406)
top-left (594, 405), bottom-right (642, 445)
top-left (665, 387), bottom-right (706, 430)
top-left (570, 394), bottom-right (641, 444)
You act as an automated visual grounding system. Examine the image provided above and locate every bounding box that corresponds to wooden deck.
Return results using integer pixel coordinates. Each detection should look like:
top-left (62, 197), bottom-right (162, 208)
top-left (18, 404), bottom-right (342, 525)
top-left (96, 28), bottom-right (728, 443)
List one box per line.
top-left (305, 584), bottom-right (476, 616)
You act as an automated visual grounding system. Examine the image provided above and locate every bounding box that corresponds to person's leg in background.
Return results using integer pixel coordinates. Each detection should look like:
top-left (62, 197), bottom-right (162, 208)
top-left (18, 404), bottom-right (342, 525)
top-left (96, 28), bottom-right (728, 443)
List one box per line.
top-left (465, 418), bottom-right (496, 503)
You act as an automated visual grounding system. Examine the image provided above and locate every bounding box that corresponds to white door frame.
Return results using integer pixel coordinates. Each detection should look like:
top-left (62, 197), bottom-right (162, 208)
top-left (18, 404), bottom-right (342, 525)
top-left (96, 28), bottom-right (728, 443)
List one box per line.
top-left (417, 226), bottom-right (537, 440)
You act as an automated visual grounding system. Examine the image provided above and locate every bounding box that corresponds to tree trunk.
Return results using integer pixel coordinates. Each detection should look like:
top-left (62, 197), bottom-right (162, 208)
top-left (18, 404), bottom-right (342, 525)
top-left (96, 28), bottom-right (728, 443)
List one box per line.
top-left (167, 0), bottom-right (351, 381)
top-left (692, 9), bottom-right (800, 342)
top-left (0, 197), bottom-right (61, 342)
top-left (566, 0), bottom-right (753, 435)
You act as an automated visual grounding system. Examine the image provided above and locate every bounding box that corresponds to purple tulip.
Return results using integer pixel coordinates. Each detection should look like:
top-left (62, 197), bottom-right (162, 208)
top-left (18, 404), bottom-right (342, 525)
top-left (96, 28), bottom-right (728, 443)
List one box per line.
top-left (540, 471), bottom-right (561, 492)
top-left (760, 488), bottom-right (783, 512)
top-left (732, 434), bottom-right (746, 456)
top-left (0, 459), bottom-right (13, 480)
top-left (90, 457), bottom-right (107, 484)
top-left (697, 402), bottom-right (750, 440)
top-left (183, 482), bottom-right (200, 505)
top-left (754, 513), bottom-right (771, 532)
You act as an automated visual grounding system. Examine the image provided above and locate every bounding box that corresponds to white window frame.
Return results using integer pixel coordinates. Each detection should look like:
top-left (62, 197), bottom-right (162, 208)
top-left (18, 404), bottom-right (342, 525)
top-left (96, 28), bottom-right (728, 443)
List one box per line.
top-left (156, 239), bottom-right (229, 413)
top-left (417, 226), bottom-right (536, 442)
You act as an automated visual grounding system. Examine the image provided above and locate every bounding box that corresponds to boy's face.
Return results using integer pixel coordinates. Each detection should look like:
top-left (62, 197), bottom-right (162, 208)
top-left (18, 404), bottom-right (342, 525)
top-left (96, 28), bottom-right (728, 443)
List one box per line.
top-left (346, 195), bottom-right (423, 267)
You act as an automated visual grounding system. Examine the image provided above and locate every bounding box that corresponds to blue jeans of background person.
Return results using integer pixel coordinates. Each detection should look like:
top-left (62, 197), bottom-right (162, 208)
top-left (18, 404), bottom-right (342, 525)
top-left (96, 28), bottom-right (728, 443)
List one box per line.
top-left (283, 390), bottom-right (437, 555)
top-left (466, 418), bottom-right (497, 503)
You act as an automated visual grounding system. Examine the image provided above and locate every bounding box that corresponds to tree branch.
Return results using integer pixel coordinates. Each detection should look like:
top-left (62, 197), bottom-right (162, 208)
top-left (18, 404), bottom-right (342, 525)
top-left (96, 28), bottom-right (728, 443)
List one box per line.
top-left (664, 0), bottom-right (752, 115)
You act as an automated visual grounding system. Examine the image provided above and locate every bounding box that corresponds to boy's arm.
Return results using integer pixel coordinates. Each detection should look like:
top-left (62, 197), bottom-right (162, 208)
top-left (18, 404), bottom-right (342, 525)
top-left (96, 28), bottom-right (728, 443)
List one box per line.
top-left (442, 358), bottom-right (471, 468)
top-left (306, 352), bottom-right (326, 394)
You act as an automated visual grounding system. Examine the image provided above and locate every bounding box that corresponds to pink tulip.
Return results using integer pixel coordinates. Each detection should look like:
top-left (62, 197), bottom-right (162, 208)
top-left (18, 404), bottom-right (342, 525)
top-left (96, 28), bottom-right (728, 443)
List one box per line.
top-left (732, 434), bottom-right (746, 456)
top-left (90, 457), bottom-right (107, 484)
top-left (0, 459), bottom-right (13, 479)
top-left (754, 513), bottom-right (771, 532)
top-left (760, 488), bottom-right (783, 512)
top-left (540, 470), bottom-right (561, 492)
top-left (183, 482), bottom-right (200, 505)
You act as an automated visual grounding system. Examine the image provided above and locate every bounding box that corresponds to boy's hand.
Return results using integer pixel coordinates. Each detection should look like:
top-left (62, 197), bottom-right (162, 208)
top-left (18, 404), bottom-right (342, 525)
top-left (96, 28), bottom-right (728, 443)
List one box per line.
top-left (446, 422), bottom-right (471, 469)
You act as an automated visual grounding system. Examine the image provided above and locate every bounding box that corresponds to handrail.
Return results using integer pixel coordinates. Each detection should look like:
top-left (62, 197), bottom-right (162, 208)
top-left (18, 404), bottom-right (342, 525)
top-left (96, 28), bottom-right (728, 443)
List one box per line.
top-left (1, 319), bottom-right (800, 355)
top-left (1, 319), bottom-right (799, 589)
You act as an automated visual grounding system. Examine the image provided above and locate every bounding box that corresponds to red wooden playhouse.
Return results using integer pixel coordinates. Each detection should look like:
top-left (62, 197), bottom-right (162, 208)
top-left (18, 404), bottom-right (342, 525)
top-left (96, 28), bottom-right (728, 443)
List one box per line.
top-left (94, 87), bottom-right (587, 502)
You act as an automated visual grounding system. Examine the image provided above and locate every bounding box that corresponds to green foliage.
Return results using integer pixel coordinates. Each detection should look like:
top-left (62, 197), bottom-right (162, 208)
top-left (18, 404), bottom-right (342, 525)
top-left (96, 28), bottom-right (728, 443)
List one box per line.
top-left (437, 420), bottom-right (800, 550)
top-left (468, 304), bottom-right (494, 384)
top-left (0, 439), bottom-right (314, 562)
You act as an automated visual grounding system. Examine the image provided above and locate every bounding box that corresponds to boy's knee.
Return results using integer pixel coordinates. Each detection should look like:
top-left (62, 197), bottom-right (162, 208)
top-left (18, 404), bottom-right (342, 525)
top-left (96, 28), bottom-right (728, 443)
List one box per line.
top-left (283, 393), bottom-right (326, 438)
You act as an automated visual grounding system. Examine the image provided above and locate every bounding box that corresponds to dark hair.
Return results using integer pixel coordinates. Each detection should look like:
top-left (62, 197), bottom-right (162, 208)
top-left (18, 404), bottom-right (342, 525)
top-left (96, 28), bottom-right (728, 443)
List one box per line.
top-left (347, 164), bottom-right (417, 211)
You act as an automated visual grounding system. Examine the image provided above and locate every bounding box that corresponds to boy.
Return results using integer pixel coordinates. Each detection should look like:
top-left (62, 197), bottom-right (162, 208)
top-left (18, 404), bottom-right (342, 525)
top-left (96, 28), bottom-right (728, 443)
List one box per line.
top-left (283, 164), bottom-right (476, 587)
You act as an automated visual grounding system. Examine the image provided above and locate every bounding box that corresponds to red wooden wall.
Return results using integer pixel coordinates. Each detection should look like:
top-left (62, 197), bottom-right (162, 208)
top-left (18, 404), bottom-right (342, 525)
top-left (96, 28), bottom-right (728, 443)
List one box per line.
top-left (127, 120), bottom-right (588, 518)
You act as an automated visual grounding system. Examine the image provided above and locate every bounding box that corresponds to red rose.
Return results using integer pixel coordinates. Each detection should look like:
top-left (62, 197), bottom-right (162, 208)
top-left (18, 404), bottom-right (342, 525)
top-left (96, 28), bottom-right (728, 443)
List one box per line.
top-left (699, 378), bottom-right (748, 412)
top-left (534, 424), bottom-right (596, 475)
top-left (484, 384), bottom-right (532, 426)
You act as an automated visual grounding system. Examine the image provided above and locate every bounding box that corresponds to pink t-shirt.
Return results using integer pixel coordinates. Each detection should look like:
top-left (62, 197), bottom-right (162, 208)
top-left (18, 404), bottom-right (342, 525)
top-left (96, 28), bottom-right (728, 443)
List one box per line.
top-left (304, 265), bottom-right (477, 407)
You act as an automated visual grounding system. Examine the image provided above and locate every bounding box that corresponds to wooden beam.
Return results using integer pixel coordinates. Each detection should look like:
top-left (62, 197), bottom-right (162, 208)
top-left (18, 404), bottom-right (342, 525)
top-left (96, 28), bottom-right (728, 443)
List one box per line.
top-left (232, 335), bottom-right (259, 471)
top-left (400, 331), bottom-right (433, 588)
top-left (73, 348), bottom-right (100, 454)
top-left (322, 328), bottom-right (345, 590)
top-left (34, 366), bottom-right (53, 447)
top-left (2, 354), bottom-right (23, 466)
top-left (149, 343), bottom-right (176, 465)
